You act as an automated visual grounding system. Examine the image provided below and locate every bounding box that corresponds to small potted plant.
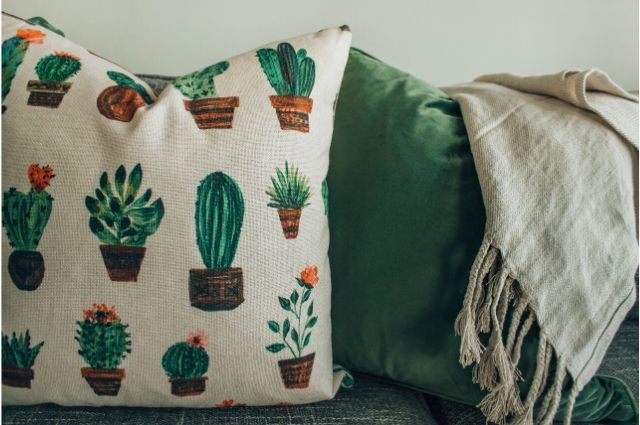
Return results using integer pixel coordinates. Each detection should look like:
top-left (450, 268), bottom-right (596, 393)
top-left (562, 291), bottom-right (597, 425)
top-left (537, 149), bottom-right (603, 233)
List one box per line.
top-left (266, 162), bottom-right (311, 239)
top-left (172, 61), bottom-right (239, 129)
top-left (2, 330), bottom-right (44, 389)
top-left (76, 304), bottom-right (131, 396)
top-left (161, 330), bottom-right (209, 396)
top-left (190, 172), bottom-right (245, 310)
top-left (266, 266), bottom-right (319, 389)
top-left (97, 71), bottom-right (154, 122)
top-left (3, 164), bottom-right (54, 291)
top-left (2, 28), bottom-right (46, 113)
top-left (27, 51), bottom-right (81, 108)
top-left (85, 163), bottom-right (164, 282)
top-left (256, 43), bottom-right (315, 132)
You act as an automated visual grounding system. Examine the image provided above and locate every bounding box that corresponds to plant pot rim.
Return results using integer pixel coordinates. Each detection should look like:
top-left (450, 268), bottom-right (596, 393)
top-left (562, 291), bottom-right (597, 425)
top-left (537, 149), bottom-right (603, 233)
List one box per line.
top-left (81, 367), bottom-right (126, 378)
top-left (190, 267), bottom-right (242, 273)
top-left (169, 376), bottom-right (208, 382)
top-left (184, 96), bottom-right (239, 107)
top-left (9, 249), bottom-right (41, 254)
top-left (99, 244), bottom-right (146, 252)
top-left (2, 367), bottom-right (34, 377)
top-left (278, 352), bottom-right (316, 367)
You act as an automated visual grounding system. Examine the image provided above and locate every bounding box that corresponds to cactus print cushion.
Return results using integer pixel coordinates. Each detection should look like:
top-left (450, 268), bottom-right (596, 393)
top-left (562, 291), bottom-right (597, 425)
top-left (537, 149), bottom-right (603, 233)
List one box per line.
top-left (1, 13), bottom-right (351, 407)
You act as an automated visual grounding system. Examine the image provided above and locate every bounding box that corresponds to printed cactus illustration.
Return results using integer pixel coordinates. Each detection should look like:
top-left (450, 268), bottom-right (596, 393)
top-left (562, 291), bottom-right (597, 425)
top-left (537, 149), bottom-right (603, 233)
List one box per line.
top-left (190, 172), bottom-right (245, 311)
top-left (172, 61), bottom-right (239, 129)
top-left (85, 163), bottom-right (164, 282)
top-left (97, 71), bottom-right (154, 122)
top-left (257, 42), bottom-right (315, 132)
top-left (321, 179), bottom-right (329, 216)
top-left (2, 28), bottom-right (46, 112)
top-left (266, 266), bottom-right (319, 389)
top-left (76, 304), bottom-right (131, 396)
top-left (2, 330), bottom-right (44, 389)
top-left (266, 162), bottom-right (311, 239)
top-left (27, 51), bottom-right (81, 108)
top-left (26, 17), bottom-right (65, 37)
top-left (162, 330), bottom-right (209, 396)
top-left (3, 164), bottom-right (55, 291)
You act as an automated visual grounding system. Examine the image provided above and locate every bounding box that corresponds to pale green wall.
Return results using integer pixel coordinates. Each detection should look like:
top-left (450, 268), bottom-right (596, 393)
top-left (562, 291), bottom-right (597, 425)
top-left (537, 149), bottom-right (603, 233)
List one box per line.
top-left (4, 0), bottom-right (639, 89)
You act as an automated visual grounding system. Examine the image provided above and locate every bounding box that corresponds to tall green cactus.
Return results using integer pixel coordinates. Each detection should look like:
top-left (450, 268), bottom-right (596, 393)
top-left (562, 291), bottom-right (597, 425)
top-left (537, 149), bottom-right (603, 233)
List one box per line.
top-left (172, 61), bottom-right (229, 100)
top-left (162, 342), bottom-right (209, 379)
top-left (2, 28), bottom-right (46, 105)
top-left (2, 189), bottom-right (53, 251)
top-left (195, 172), bottom-right (244, 269)
top-left (35, 52), bottom-right (81, 82)
top-left (256, 43), bottom-right (315, 97)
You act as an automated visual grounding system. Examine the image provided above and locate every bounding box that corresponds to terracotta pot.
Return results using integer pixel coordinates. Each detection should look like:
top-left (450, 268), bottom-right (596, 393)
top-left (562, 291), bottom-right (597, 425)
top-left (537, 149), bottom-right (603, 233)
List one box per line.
top-left (170, 376), bottom-right (207, 396)
top-left (8, 250), bottom-right (45, 291)
top-left (2, 367), bottom-right (34, 388)
top-left (189, 267), bottom-right (244, 311)
top-left (183, 96), bottom-right (239, 129)
top-left (99, 245), bottom-right (146, 282)
top-left (277, 209), bottom-right (302, 239)
top-left (26, 80), bottom-right (71, 108)
top-left (278, 353), bottom-right (315, 389)
top-left (81, 367), bottom-right (125, 396)
top-left (269, 96), bottom-right (313, 133)
top-left (97, 86), bottom-right (145, 122)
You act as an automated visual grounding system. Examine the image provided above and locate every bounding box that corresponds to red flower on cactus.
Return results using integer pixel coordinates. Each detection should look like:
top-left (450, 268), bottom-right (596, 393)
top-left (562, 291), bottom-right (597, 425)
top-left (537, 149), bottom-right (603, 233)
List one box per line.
top-left (16, 28), bottom-right (45, 44)
top-left (28, 164), bottom-right (54, 192)
top-left (215, 399), bottom-right (236, 408)
top-left (54, 50), bottom-right (80, 60)
top-left (186, 330), bottom-right (206, 348)
top-left (274, 402), bottom-right (291, 406)
top-left (300, 265), bottom-right (319, 288)
top-left (83, 304), bottom-right (120, 324)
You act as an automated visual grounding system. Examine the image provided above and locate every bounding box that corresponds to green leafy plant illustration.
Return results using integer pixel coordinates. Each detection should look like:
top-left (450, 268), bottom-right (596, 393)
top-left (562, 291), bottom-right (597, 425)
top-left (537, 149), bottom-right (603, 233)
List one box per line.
top-left (266, 266), bottom-right (319, 358)
top-left (35, 51), bottom-right (81, 82)
top-left (321, 179), bottom-right (329, 216)
top-left (106, 71), bottom-right (153, 104)
top-left (162, 331), bottom-right (209, 380)
top-left (26, 17), bottom-right (65, 37)
top-left (2, 330), bottom-right (44, 369)
top-left (76, 304), bottom-right (131, 369)
top-left (173, 61), bottom-right (229, 100)
top-left (2, 28), bottom-right (46, 109)
top-left (85, 164), bottom-right (164, 247)
top-left (266, 162), bottom-right (311, 210)
top-left (256, 43), bottom-right (315, 97)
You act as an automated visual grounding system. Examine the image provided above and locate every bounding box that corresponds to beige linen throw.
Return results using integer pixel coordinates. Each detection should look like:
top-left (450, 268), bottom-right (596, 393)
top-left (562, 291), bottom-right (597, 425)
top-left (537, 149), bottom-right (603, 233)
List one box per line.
top-left (443, 70), bottom-right (638, 425)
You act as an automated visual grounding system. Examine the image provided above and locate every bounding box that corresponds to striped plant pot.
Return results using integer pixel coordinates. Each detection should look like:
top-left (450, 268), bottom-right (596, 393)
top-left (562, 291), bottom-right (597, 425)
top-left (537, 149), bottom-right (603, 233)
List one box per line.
top-left (269, 96), bottom-right (313, 133)
top-left (183, 97), bottom-right (239, 129)
top-left (99, 245), bottom-right (146, 282)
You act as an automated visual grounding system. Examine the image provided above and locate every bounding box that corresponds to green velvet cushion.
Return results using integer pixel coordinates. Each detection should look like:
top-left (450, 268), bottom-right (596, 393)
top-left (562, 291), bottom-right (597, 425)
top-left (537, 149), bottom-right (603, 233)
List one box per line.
top-left (328, 48), bottom-right (637, 424)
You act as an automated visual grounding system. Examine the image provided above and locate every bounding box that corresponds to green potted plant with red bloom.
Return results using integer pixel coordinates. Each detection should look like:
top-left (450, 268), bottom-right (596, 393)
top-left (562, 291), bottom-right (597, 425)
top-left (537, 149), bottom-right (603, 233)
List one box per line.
top-left (27, 51), bottom-right (81, 108)
top-left (76, 304), bottom-right (131, 396)
top-left (266, 265), bottom-right (319, 389)
top-left (2, 164), bottom-right (54, 290)
top-left (161, 330), bottom-right (209, 397)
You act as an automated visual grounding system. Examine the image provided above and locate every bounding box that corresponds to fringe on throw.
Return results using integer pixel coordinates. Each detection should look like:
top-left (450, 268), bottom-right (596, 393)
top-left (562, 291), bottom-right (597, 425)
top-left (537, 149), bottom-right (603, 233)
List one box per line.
top-left (454, 244), bottom-right (580, 425)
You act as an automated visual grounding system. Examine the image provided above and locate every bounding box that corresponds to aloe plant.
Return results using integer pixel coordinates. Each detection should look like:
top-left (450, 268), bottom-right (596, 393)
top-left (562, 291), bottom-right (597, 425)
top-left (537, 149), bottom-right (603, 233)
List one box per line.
top-left (2, 330), bottom-right (44, 369)
top-left (173, 61), bottom-right (229, 100)
top-left (256, 43), bottom-right (315, 97)
top-left (266, 162), bottom-right (311, 210)
top-left (85, 164), bottom-right (164, 246)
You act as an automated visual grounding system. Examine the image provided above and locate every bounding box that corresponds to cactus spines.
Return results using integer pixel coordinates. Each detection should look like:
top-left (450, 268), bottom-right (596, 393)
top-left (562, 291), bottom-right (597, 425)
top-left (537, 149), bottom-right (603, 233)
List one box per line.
top-left (173, 61), bottom-right (230, 100)
top-left (256, 43), bottom-right (315, 97)
top-left (76, 305), bottom-right (131, 369)
top-left (162, 342), bottom-right (209, 379)
top-left (35, 51), bottom-right (81, 82)
top-left (195, 172), bottom-right (244, 269)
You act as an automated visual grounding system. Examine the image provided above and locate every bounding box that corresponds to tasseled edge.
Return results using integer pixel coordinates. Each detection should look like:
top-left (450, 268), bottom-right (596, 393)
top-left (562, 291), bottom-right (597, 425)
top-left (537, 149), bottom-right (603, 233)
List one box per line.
top-left (454, 244), bottom-right (581, 425)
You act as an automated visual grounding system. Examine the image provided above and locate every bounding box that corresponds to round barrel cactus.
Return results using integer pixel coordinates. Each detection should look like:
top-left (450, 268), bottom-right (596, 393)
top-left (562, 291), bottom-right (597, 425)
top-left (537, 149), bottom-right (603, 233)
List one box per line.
top-left (162, 342), bottom-right (209, 379)
top-left (195, 172), bottom-right (244, 269)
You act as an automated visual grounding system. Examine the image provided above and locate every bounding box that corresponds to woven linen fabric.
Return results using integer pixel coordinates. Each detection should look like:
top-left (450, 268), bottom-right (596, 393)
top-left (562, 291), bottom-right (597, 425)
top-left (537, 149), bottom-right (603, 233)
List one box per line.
top-left (443, 71), bottom-right (637, 425)
top-left (1, 13), bottom-right (351, 407)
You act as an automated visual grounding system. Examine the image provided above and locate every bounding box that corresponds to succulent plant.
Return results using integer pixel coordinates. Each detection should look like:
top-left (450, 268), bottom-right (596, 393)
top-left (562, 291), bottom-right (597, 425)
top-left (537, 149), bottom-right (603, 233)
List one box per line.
top-left (195, 172), bottom-right (244, 269)
top-left (107, 71), bottom-right (153, 104)
top-left (85, 164), bottom-right (164, 246)
top-left (2, 164), bottom-right (54, 251)
top-left (76, 304), bottom-right (131, 369)
top-left (256, 43), bottom-right (315, 97)
top-left (162, 332), bottom-right (209, 379)
top-left (266, 162), bottom-right (311, 210)
top-left (2, 330), bottom-right (44, 369)
top-left (35, 51), bottom-right (81, 82)
top-left (173, 61), bottom-right (229, 100)
top-left (2, 28), bottom-right (46, 103)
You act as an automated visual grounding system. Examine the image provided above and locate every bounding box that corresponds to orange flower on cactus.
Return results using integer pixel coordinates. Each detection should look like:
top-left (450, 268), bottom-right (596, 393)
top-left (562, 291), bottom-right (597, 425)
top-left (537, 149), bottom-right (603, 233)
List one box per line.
top-left (299, 265), bottom-right (319, 288)
top-left (84, 304), bottom-right (120, 324)
top-left (16, 28), bottom-right (46, 44)
top-left (54, 50), bottom-right (80, 60)
top-left (186, 330), bottom-right (207, 348)
top-left (215, 399), bottom-right (236, 408)
top-left (27, 164), bottom-right (54, 192)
